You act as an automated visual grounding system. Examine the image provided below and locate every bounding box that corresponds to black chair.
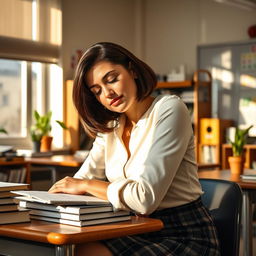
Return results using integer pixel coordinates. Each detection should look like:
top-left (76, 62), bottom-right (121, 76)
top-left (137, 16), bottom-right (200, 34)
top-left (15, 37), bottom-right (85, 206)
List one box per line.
top-left (199, 178), bottom-right (242, 256)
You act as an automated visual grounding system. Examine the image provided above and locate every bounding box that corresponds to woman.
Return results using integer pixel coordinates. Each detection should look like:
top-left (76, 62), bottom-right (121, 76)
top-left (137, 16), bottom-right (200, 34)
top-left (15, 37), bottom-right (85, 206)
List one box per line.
top-left (49, 42), bottom-right (220, 255)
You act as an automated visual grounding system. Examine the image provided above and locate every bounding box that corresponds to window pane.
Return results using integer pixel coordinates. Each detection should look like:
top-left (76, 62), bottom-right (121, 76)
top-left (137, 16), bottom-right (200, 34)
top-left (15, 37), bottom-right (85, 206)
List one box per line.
top-left (0, 59), bottom-right (26, 137)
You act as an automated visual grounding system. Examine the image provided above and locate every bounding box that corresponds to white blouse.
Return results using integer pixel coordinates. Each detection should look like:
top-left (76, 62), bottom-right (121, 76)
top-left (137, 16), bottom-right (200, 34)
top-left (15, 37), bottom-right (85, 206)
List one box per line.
top-left (74, 95), bottom-right (203, 215)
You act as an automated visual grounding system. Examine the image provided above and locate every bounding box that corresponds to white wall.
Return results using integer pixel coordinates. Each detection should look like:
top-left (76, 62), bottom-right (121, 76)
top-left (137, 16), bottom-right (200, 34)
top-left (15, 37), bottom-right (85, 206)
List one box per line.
top-left (144, 0), bottom-right (256, 77)
top-left (62, 0), bottom-right (136, 81)
top-left (62, 0), bottom-right (256, 80)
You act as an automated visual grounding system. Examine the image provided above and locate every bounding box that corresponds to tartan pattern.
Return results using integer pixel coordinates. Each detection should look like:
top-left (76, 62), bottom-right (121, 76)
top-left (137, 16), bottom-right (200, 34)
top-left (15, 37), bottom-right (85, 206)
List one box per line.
top-left (102, 198), bottom-right (220, 256)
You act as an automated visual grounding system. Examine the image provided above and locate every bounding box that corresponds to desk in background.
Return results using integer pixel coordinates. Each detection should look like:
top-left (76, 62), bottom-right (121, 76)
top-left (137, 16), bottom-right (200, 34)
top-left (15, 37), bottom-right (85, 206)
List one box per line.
top-left (0, 217), bottom-right (163, 256)
top-left (26, 155), bottom-right (84, 185)
top-left (198, 169), bottom-right (256, 256)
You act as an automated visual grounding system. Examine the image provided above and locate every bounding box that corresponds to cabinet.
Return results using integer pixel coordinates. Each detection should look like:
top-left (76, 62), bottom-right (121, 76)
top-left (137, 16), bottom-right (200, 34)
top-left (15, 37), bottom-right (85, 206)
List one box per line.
top-left (156, 70), bottom-right (212, 161)
top-left (222, 144), bottom-right (256, 169)
top-left (198, 118), bottom-right (233, 167)
top-left (64, 70), bottom-right (212, 160)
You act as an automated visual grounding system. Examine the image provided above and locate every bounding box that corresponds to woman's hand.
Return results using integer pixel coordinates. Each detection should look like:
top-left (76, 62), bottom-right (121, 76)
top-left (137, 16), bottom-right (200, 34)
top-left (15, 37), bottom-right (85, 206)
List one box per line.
top-left (48, 176), bottom-right (87, 195)
top-left (49, 176), bottom-right (110, 200)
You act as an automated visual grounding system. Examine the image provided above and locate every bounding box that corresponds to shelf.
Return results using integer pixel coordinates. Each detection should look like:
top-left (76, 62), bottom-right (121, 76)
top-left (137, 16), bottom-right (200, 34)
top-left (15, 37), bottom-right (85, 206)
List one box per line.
top-left (222, 144), bottom-right (256, 169)
top-left (156, 81), bottom-right (192, 89)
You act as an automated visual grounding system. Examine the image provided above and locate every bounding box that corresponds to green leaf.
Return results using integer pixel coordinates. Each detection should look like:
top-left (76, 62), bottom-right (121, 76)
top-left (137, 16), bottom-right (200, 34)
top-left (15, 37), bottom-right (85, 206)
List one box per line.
top-left (0, 128), bottom-right (8, 134)
top-left (230, 125), bottom-right (253, 156)
top-left (34, 110), bottom-right (40, 121)
top-left (56, 120), bottom-right (68, 130)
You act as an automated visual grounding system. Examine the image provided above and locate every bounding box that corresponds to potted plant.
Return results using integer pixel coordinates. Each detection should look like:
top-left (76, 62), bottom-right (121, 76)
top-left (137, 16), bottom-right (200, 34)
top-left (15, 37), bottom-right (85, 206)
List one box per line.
top-left (31, 110), bottom-right (67, 152)
top-left (228, 125), bottom-right (253, 175)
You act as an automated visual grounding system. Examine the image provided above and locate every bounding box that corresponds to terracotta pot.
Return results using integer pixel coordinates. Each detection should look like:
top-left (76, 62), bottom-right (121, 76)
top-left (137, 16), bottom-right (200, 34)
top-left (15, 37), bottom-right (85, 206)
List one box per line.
top-left (228, 156), bottom-right (244, 175)
top-left (40, 135), bottom-right (53, 152)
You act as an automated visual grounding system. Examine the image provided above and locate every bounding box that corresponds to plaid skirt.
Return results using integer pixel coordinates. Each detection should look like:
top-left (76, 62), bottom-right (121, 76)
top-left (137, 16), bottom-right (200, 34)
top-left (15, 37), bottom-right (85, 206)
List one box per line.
top-left (102, 197), bottom-right (220, 256)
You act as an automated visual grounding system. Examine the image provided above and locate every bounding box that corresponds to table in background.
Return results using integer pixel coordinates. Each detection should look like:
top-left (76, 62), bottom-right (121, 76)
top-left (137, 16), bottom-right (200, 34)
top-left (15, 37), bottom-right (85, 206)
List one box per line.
top-left (198, 169), bottom-right (256, 256)
top-left (0, 217), bottom-right (163, 256)
top-left (26, 155), bottom-right (84, 184)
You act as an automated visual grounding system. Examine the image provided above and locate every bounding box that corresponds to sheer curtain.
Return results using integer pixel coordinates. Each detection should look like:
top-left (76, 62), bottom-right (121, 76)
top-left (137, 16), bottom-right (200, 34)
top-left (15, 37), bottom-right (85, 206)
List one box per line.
top-left (0, 0), bottom-right (61, 63)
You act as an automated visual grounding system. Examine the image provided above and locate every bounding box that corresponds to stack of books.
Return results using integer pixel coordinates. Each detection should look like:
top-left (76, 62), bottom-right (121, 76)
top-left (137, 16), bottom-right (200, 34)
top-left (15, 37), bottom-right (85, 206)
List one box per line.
top-left (0, 182), bottom-right (30, 224)
top-left (13, 190), bottom-right (131, 227)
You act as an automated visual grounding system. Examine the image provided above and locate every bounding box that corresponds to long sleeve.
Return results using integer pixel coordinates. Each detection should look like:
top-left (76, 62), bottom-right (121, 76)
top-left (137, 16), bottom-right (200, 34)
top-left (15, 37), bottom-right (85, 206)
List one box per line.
top-left (74, 134), bottom-right (106, 180)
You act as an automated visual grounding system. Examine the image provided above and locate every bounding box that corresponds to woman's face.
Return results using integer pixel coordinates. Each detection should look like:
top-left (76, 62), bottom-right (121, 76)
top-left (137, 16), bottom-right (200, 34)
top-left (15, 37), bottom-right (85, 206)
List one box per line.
top-left (86, 61), bottom-right (138, 114)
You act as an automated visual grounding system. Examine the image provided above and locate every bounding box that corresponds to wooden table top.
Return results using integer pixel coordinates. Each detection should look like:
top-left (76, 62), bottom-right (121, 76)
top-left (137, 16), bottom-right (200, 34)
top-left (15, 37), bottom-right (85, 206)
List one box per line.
top-left (26, 155), bottom-right (84, 167)
top-left (198, 169), bottom-right (256, 189)
top-left (0, 217), bottom-right (163, 245)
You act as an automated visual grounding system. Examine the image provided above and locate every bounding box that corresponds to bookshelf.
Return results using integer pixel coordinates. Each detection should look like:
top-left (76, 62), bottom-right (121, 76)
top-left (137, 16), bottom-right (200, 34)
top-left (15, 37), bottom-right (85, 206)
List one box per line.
top-left (198, 119), bottom-right (233, 167)
top-left (64, 70), bottom-right (212, 161)
top-left (222, 144), bottom-right (256, 169)
top-left (156, 70), bottom-right (212, 162)
top-left (0, 159), bottom-right (30, 184)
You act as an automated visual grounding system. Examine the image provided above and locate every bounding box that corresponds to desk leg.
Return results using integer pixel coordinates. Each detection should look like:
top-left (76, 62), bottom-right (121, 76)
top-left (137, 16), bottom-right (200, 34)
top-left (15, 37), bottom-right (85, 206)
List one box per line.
top-left (242, 191), bottom-right (253, 256)
top-left (55, 244), bottom-right (75, 256)
top-left (49, 166), bottom-right (58, 184)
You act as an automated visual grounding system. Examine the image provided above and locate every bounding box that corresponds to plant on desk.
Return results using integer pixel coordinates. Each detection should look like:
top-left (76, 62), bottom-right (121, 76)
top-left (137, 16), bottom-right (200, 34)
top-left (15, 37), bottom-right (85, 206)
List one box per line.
top-left (31, 110), bottom-right (68, 152)
top-left (228, 125), bottom-right (253, 175)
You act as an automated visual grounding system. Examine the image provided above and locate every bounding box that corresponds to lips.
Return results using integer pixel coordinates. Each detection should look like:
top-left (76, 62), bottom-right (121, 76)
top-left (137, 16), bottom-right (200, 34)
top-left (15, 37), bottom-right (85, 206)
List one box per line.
top-left (110, 95), bottom-right (123, 106)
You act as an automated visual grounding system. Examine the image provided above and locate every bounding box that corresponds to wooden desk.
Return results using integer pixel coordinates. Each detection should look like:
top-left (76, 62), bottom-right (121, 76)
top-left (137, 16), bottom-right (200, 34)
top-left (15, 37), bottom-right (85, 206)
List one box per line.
top-left (26, 155), bottom-right (84, 167)
top-left (0, 217), bottom-right (163, 256)
top-left (198, 169), bottom-right (256, 256)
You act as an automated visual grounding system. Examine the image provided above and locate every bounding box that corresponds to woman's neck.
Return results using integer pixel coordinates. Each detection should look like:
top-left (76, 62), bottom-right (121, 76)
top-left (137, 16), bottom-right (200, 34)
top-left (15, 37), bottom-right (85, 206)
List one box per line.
top-left (125, 96), bottom-right (155, 125)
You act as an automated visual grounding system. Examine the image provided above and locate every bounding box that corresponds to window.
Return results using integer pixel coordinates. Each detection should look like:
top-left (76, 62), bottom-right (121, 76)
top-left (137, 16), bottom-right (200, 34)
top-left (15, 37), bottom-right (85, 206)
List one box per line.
top-left (0, 59), bottom-right (26, 138)
top-left (0, 0), bottom-right (62, 149)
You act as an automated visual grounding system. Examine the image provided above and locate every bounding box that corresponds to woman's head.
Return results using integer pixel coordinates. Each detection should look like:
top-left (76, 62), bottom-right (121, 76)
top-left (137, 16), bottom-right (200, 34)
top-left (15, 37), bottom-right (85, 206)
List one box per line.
top-left (73, 42), bottom-right (157, 137)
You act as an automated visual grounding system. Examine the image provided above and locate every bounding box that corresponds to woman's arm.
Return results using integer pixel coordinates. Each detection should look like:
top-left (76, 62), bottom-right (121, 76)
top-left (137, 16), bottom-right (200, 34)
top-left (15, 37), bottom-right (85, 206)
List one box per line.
top-left (49, 134), bottom-right (109, 199)
top-left (48, 176), bottom-right (110, 200)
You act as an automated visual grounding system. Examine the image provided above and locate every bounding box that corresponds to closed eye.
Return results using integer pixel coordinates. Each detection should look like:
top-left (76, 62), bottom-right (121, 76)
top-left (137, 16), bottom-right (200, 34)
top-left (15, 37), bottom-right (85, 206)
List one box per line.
top-left (107, 76), bottom-right (118, 84)
top-left (90, 86), bottom-right (101, 96)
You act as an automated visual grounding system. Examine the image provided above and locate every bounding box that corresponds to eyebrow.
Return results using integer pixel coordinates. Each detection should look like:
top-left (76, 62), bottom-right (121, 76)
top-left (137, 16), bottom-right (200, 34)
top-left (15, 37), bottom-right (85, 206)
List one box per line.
top-left (89, 70), bottom-right (116, 89)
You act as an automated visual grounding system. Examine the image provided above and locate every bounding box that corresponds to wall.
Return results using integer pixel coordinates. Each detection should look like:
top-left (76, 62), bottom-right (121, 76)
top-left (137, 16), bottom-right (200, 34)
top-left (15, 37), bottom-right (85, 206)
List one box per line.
top-left (144, 0), bottom-right (256, 77)
top-left (61, 0), bottom-right (136, 81)
top-left (61, 0), bottom-right (256, 80)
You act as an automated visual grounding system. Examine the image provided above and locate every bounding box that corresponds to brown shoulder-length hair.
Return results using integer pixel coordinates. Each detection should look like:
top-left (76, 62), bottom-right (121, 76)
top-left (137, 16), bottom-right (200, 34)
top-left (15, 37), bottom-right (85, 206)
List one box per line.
top-left (73, 42), bottom-right (157, 137)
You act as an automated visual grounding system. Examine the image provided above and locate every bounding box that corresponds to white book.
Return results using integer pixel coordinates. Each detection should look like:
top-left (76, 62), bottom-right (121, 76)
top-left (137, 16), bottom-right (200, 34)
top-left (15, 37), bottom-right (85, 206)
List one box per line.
top-left (12, 190), bottom-right (111, 205)
top-left (30, 214), bottom-right (131, 227)
top-left (0, 182), bottom-right (28, 192)
top-left (30, 209), bottom-right (130, 221)
top-left (0, 210), bottom-right (30, 224)
top-left (19, 200), bottom-right (114, 214)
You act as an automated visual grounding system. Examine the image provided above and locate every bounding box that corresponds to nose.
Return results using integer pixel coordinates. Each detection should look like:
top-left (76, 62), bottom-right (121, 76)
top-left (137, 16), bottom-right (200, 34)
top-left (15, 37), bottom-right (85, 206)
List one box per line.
top-left (103, 86), bottom-right (115, 98)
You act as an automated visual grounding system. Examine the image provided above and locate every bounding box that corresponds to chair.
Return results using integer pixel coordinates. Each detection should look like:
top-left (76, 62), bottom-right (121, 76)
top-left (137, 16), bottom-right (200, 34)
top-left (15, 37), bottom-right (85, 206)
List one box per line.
top-left (199, 178), bottom-right (242, 256)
